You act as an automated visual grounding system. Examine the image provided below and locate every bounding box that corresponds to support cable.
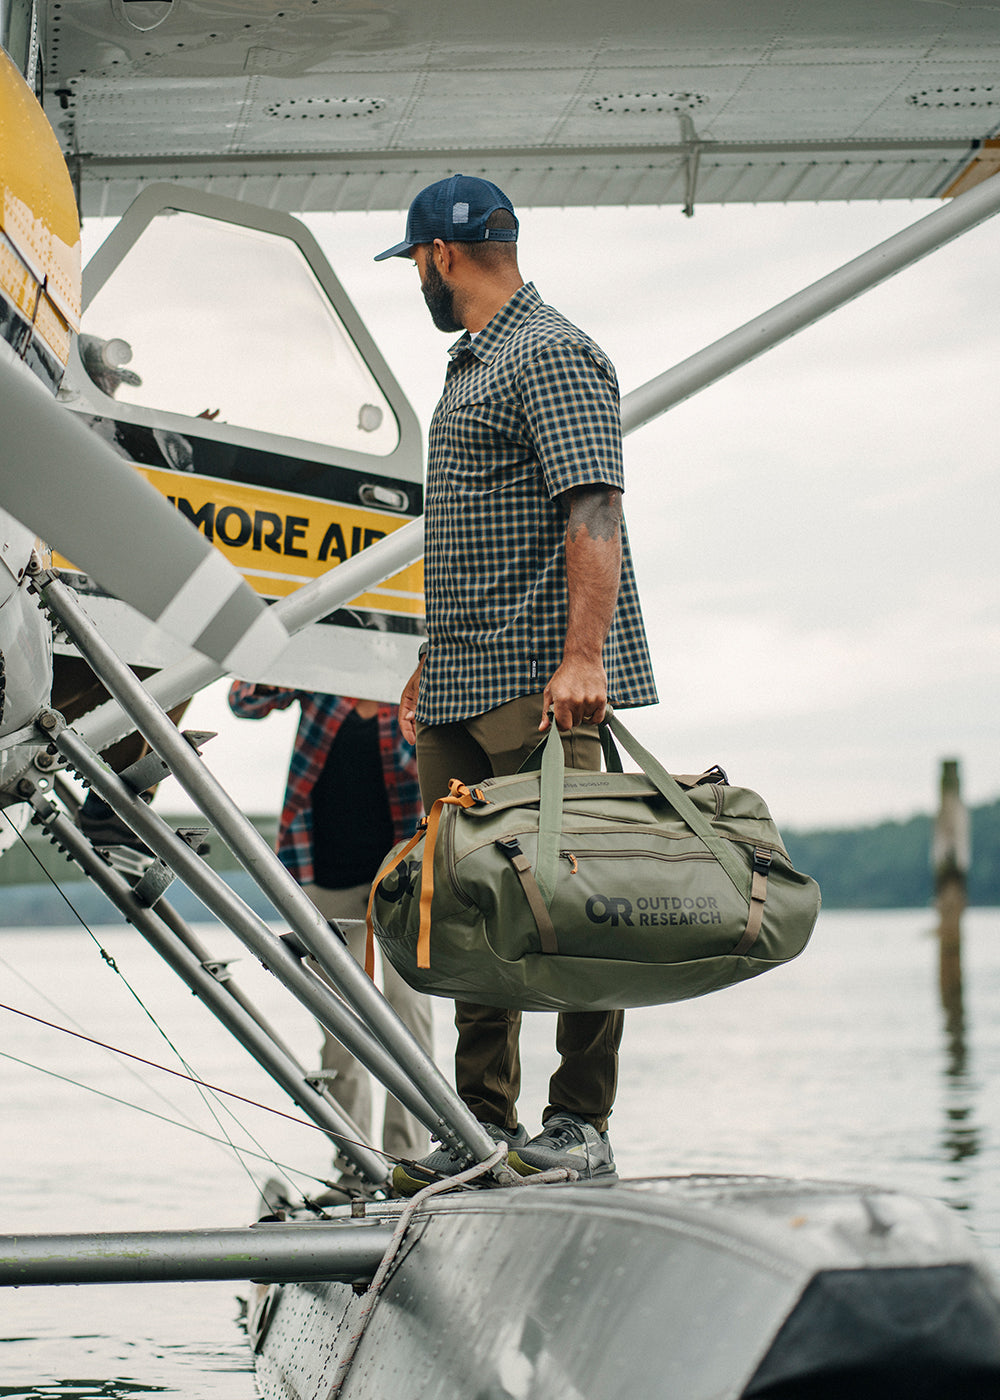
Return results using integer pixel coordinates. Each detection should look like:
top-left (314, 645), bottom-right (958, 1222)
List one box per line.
top-left (18, 785), bottom-right (389, 1185)
top-left (1, 804), bottom-right (289, 1195)
top-left (0, 1049), bottom-right (340, 1197)
top-left (1, 999), bottom-right (383, 1149)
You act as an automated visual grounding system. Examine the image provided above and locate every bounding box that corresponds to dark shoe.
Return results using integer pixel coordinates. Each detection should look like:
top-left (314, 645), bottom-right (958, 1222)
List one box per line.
top-left (311, 1182), bottom-right (358, 1208)
top-left (78, 791), bottom-right (151, 853)
top-left (509, 1111), bottom-right (617, 1182)
top-left (392, 1122), bottom-right (529, 1197)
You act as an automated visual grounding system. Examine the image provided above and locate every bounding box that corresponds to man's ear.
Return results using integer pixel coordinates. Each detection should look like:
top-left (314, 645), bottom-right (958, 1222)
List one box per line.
top-left (433, 238), bottom-right (457, 275)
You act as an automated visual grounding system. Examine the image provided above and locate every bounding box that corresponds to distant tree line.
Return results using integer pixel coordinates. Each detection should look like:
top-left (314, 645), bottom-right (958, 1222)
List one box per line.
top-left (783, 798), bottom-right (1000, 909)
top-left (3, 805), bottom-right (999, 924)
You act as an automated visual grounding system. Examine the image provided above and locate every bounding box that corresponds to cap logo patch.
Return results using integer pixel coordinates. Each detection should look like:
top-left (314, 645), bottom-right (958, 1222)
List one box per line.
top-left (452, 201), bottom-right (470, 224)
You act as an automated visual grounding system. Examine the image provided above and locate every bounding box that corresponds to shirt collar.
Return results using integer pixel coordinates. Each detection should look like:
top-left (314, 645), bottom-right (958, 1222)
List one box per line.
top-left (447, 282), bottom-right (542, 364)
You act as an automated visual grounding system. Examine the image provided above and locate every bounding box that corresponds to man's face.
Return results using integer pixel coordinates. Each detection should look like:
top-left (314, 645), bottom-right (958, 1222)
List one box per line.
top-left (413, 245), bottom-right (463, 334)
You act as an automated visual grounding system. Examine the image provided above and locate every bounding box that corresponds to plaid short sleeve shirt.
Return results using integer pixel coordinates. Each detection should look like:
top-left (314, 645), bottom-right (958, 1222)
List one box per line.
top-left (417, 282), bottom-right (658, 725)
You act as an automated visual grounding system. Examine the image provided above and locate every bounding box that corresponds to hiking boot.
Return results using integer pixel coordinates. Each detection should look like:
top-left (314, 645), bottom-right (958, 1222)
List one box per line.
top-left (508, 1111), bottom-right (617, 1182)
top-left (391, 1122), bottom-right (529, 1197)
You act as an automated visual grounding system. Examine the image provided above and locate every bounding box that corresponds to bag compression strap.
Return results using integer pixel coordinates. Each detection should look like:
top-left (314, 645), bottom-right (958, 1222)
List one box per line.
top-left (495, 836), bottom-right (559, 953)
top-left (732, 848), bottom-right (772, 953)
top-left (365, 780), bottom-right (488, 976)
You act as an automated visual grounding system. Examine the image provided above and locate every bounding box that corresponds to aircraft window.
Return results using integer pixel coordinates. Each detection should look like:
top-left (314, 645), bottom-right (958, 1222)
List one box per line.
top-left (81, 209), bottom-right (399, 456)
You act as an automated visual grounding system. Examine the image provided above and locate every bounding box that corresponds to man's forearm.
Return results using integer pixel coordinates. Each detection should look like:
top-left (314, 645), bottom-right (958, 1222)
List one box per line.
top-left (539, 486), bottom-right (622, 731)
top-left (563, 486), bottom-right (622, 661)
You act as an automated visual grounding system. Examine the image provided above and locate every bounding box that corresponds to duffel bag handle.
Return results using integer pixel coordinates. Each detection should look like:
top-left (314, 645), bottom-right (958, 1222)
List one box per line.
top-left (535, 713), bottom-right (751, 911)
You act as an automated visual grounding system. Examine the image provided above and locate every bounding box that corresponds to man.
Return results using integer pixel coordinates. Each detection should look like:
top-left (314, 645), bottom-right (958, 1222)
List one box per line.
top-left (376, 174), bottom-right (658, 1195)
top-left (227, 683), bottom-right (433, 1191)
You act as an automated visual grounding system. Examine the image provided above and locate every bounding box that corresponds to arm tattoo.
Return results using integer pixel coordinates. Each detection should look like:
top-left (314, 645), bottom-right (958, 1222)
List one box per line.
top-left (564, 486), bottom-right (622, 543)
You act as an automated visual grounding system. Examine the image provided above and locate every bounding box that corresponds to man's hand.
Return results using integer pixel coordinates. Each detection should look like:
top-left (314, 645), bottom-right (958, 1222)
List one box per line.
top-left (540, 656), bottom-right (608, 732)
top-left (398, 656), bottom-right (425, 745)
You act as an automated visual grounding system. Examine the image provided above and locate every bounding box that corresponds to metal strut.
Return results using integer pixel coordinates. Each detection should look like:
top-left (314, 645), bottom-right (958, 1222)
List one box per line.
top-left (620, 168), bottom-right (1000, 434)
top-left (0, 1222), bottom-right (396, 1286)
top-left (31, 568), bottom-right (500, 1173)
top-left (23, 786), bottom-right (389, 1188)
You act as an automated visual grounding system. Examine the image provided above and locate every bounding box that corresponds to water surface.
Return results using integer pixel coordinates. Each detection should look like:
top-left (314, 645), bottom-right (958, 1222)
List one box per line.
top-left (2, 909), bottom-right (997, 1395)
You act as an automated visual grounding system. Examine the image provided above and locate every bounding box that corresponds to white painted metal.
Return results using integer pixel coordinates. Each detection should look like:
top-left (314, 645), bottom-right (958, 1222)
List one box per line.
top-left (76, 518), bottom-right (426, 754)
top-left (56, 182), bottom-right (425, 694)
top-left (43, 0), bottom-right (1000, 215)
top-left (0, 352), bottom-right (288, 671)
top-left (76, 185), bottom-right (422, 482)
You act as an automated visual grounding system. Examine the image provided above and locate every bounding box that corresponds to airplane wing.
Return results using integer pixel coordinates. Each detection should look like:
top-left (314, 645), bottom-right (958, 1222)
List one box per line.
top-left (43, 0), bottom-right (1000, 218)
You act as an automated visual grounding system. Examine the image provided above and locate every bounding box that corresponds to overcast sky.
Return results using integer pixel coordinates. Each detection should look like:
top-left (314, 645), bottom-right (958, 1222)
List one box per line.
top-left (129, 195), bottom-right (1000, 833)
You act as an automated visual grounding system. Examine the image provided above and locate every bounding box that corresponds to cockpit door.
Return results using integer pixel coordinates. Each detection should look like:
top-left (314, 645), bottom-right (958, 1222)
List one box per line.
top-left (59, 183), bottom-right (424, 699)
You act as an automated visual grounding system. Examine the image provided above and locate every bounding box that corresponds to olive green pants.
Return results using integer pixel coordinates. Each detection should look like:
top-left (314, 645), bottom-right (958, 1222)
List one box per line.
top-left (416, 692), bottom-right (624, 1135)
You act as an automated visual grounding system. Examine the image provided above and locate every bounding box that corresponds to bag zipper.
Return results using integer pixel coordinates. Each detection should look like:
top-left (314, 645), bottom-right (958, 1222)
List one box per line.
top-left (560, 848), bottom-right (718, 866)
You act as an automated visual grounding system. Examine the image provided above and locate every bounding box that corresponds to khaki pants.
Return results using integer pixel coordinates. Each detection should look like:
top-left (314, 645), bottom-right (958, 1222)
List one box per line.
top-left (304, 881), bottom-right (433, 1163)
top-left (416, 693), bottom-right (624, 1135)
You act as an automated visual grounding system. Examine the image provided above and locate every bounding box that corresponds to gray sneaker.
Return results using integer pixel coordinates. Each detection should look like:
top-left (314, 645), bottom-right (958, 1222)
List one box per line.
top-left (391, 1122), bottom-right (530, 1197)
top-left (508, 1111), bottom-right (617, 1182)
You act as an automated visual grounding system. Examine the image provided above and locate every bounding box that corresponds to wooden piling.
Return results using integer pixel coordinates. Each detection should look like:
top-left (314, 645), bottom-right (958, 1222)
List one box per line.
top-left (933, 758), bottom-right (969, 1044)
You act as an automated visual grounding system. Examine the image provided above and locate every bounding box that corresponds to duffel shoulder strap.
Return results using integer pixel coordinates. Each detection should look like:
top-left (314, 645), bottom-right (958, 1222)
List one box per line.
top-left (606, 715), bottom-right (751, 905)
top-left (607, 717), bottom-right (773, 945)
top-left (534, 715), bottom-right (753, 914)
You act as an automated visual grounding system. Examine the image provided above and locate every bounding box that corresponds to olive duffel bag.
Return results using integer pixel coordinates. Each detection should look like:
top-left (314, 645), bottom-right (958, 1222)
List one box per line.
top-left (366, 714), bottom-right (820, 1012)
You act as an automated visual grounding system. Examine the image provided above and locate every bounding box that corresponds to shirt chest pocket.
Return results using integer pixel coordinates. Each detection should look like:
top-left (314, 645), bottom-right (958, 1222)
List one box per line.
top-left (432, 394), bottom-right (536, 491)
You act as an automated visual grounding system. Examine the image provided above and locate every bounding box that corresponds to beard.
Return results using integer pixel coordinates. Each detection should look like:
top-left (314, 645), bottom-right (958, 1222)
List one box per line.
top-left (421, 260), bottom-right (464, 333)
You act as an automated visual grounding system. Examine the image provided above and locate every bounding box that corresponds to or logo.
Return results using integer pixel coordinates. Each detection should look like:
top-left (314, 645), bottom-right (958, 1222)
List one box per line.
top-left (378, 860), bottom-right (418, 904)
top-left (586, 893), bottom-right (724, 928)
top-left (585, 894), bottom-right (634, 927)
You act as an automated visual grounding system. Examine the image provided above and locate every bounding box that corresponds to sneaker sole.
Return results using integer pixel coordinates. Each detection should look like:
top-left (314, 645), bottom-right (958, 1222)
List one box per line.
top-left (507, 1151), bottom-right (618, 1183)
top-left (391, 1154), bottom-right (501, 1197)
top-left (392, 1128), bottom-right (530, 1197)
top-left (391, 1163), bottom-right (440, 1197)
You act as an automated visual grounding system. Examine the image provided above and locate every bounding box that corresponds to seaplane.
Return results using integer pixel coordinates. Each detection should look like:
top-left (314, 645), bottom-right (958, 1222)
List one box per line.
top-left (2, 2), bottom-right (1000, 1395)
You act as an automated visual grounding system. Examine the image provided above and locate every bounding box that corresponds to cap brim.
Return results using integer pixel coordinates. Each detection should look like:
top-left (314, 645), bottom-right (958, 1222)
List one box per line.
top-left (373, 241), bottom-right (415, 262)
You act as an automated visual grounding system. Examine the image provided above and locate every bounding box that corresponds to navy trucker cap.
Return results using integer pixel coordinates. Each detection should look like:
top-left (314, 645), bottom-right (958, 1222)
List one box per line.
top-left (374, 174), bottom-right (518, 261)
